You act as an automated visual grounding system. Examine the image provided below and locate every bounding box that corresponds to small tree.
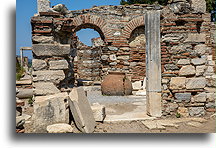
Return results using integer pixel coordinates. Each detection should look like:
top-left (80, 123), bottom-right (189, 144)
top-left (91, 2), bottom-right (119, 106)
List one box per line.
top-left (206, 0), bottom-right (215, 13)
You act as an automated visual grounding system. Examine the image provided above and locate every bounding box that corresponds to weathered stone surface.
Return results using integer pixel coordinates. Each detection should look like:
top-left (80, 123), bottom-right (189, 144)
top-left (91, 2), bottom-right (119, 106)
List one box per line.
top-left (91, 103), bottom-right (106, 122)
top-left (186, 78), bottom-right (206, 89)
top-left (177, 59), bottom-right (190, 65)
top-left (32, 70), bottom-right (65, 84)
top-left (32, 59), bottom-right (47, 71)
top-left (32, 36), bottom-right (54, 43)
top-left (117, 55), bottom-right (130, 60)
top-left (191, 92), bottom-right (207, 103)
top-left (52, 4), bottom-right (68, 14)
top-left (109, 62), bottom-right (117, 66)
top-left (16, 88), bottom-right (34, 99)
top-left (92, 37), bottom-right (105, 47)
top-left (184, 33), bottom-right (206, 43)
top-left (135, 90), bottom-right (146, 96)
top-left (132, 81), bottom-right (142, 90)
top-left (32, 44), bottom-right (70, 56)
top-left (191, 58), bottom-right (206, 65)
top-left (189, 107), bottom-right (205, 116)
top-left (196, 65), bottom-right (206, 76)
top-left (16, 87), bottom-right (19, 94)
top-left (141, 120), bottom-right (166, 130)
top-left (169, 1), bottom-right (190, 14)
top-left (147, 92), bottom-right (162, 117)
top-left (204, 66), bottom-right (214, 76)
top-left (170, 77), bottom-right (186, 90)
top-left (205, 102), bottom-right (215, 109)
top-left (37, 0), bottom-right (50, 12)
top-left (162, 34), bottom-right (184, 42)
top-left (164, 64), bottom-right (179, 70)
top-left (68, 87), bottom-right (95, 133)
top-left (206, 93), bottom-right (215, 102)
top-left (129, 34), bottom-right (146, 47)
top-left (187, 121), bottom-right (202, 127)
top-left (179, 65), bottom-right (195, 76)
top-left (208, 61), bottom-right (215, 66)
top-left (16, 114), bottom-right (31, 125)
top-left (145, 11), bottom-right (162, 117)
top-left (33, 93), bottom-right (69, 133)
top-left (108, 46), bottom-right (118, 51)
top-left (177, 107), bottom-right (189, 117)
top-left (49, 60), bottom-right (69, 70)
top-left (205, 75), bottom-right (216, 87)
top-left (191, 0), bottom-right (206, 13)
top-left (33, 82), bottom-right (60, 95)
top-left (162, 78), bottom-right (169, 84)
top-left (109, 54), bottom-right (117, 61)
top-left (194, 44), bottom-right (207, 55)
top-left (175, 93), bottom-right (191, 101)
top-left (46, 123), bottom-right (73, 133)
top-left (101, 55), bottom-right (108, 60)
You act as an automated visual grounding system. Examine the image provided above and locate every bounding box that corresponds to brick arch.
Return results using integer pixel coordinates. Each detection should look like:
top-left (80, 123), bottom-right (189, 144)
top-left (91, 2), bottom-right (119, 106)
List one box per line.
top-left (122, 16), bottom-right (145, 39)
top-left (72, 14), bottom-right (110, 41)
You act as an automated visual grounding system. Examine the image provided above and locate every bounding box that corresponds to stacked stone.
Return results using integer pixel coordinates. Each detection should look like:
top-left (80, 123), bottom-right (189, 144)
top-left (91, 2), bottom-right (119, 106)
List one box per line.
top-left (100, 46), bottom-right (130, 77)
top-left (161, 0), bottom-right (215, 116)
top-left (129, 47), bottom-right (146, 81)
top-left (210, 22), bottom-right (216, 61)
top-left (75, 46), bottom-right (102, 81)
top-left (31, 12), bottom-right (74, 96)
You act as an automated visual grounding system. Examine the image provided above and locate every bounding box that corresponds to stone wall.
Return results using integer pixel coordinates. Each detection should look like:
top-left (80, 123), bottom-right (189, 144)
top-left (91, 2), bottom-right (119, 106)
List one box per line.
top-left (160, 0), bottom-right (216, 117)
top-left (31, 0), bottom-right (215, 117)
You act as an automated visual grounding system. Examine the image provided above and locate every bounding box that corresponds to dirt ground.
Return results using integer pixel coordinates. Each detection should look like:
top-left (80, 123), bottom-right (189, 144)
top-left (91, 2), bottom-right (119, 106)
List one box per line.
top-left (93, 118), bottom-right (216, 133)
top-left (21, 106), bottom-right (216, 133)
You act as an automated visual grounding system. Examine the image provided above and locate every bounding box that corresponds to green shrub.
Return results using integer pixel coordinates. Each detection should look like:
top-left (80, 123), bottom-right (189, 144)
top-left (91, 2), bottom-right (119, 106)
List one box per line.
top-left (16, 61), bottom-right (25, 80)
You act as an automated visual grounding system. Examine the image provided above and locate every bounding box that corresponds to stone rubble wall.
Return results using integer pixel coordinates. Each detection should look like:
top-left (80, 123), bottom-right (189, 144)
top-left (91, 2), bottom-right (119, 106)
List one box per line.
top-left (31, 0), bottom-right (215, 117)
top-left (160, 0), bottom-right (216, 116)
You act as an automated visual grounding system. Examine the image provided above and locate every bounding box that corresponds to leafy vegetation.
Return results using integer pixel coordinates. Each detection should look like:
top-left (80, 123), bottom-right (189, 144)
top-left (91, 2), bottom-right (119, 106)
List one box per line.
top-left (16, 61), bottom-right (25, 80)
top-left (206, 0), bottom-right (215, 13)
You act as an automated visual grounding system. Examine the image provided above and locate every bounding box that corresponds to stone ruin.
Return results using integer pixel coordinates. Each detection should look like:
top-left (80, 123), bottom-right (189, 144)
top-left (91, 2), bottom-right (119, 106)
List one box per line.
top-left (28, 0), bottom-right (215, 132)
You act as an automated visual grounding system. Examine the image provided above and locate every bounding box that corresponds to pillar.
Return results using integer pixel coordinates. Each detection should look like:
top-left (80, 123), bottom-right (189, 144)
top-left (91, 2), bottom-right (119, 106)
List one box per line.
top-left (145, 11), bottom-right (162, 117)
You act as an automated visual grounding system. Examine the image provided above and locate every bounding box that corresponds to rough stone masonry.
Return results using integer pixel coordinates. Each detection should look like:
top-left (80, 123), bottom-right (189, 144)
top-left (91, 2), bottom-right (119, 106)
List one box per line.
top-left (31, 0), bottom-right (215, 117)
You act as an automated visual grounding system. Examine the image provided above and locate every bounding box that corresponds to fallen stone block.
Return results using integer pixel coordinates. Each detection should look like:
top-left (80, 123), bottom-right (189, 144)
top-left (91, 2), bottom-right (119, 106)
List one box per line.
top-left (91, 103), bottom-right (106, 122)
top-left (46, 123), bottom-right (73, 133)
top-left (68, 87), bottom-right (96, 133)
top-left (33, 92), bottom-right (69, 133)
